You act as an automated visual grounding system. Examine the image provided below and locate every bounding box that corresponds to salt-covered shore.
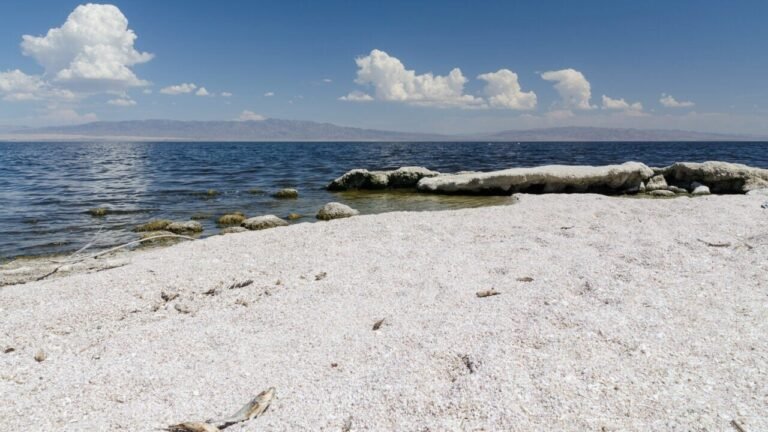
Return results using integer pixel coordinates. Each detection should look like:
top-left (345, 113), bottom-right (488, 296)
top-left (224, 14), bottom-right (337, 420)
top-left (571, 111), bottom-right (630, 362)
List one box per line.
top-left (1, 194), bottom-right (767, 431)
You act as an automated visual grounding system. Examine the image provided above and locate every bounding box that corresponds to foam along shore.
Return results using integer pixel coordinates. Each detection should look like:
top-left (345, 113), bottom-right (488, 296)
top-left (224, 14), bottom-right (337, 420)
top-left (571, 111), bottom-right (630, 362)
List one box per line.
top-left (1, 194), bottom-right (767, 431)
top-left (328, 161), bottom-right (768, 195)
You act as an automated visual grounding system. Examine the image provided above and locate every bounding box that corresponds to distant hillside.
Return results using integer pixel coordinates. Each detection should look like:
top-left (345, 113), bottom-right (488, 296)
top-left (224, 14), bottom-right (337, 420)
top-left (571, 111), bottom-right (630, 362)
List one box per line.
top-left (11, 120), bottom-right (763, 141)
top-left (21, 119), bottom-right (443, 141)
top-left (477, 126), bottom-right (759, 142)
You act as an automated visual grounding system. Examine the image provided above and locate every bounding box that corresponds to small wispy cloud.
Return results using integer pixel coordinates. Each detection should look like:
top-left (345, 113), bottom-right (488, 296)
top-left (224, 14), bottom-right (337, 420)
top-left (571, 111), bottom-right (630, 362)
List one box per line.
top-left (660, 93), bottom-right (695, 108)
top-left (236, 110), bottom-right (267, 121)
top-left (195, 87), bottom-right (210, 96)
top-left (264, 91), bottom-right (274, 97)
top-left (221, 91), bottom-right (232, 97)
top-left (108, 97), bottom-right (136, 106)
top-left (160, 83), bottom-right (197, 95)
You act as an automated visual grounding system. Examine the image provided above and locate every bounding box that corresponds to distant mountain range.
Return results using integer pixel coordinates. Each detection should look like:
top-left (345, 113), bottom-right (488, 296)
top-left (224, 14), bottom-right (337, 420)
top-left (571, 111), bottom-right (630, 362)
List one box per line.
top-left (4, 119), bottom-right (763, 142)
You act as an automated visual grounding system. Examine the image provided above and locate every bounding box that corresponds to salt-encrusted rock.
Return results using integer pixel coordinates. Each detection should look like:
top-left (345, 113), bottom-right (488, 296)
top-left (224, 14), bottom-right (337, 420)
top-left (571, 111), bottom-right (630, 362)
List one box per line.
top-left (746, 189), bottom-right (768, 196)
top-left (690, 182), bottom-right (711, 196)
top-left (762, 201), bottom-right (768, 209)
top-left (272, 188), bottom-right (299, 199)
top-left (241, 215), bottom-right (288, 230)
top-left (658, 161), bottom-right (768, 193)
top-left (327, 166), bottom-right (440, 190)
top-left (416, 162), bottom-right (653, 195)
top-left (166, 220), bottom-right (203, 234)
top-left (667, 185), bottom-right (688, 194)
top-left (316, 202), bottom-right (360, 220)
top-left (221, 226), bottom-right (247, 234)
top-left (649, 190), bottom-right (676, 197)
top-left (645, 175), bottom-right (668, 192)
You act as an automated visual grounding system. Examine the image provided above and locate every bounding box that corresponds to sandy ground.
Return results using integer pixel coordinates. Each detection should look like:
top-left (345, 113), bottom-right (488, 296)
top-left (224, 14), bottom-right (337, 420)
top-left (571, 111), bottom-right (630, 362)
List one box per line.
top-left (1, 194), bottom-right (766, 431)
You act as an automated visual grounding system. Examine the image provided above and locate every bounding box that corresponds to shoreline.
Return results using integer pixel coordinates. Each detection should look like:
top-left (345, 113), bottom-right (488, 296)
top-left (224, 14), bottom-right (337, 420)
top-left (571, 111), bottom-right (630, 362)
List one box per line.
top-left (1, 194), bottom-right (766, 430)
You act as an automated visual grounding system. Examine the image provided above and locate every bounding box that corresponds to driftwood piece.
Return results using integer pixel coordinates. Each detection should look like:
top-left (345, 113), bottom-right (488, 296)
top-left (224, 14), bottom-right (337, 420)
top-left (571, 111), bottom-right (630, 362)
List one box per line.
top-left (166, 387), bottom-right (275, 432)
top-left (476, 289), bottom-right (500, 298)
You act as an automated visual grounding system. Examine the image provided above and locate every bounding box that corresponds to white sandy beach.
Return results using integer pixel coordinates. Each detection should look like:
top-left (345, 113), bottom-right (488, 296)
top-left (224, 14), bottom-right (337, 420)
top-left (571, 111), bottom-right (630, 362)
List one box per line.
top-left (1, 194), bottom-right (767, 431)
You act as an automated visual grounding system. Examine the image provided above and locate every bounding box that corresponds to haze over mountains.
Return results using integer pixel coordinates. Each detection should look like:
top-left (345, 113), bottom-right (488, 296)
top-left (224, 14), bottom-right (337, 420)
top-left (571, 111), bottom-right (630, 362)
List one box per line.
top-left (5, 118), bottom-right (761, 141)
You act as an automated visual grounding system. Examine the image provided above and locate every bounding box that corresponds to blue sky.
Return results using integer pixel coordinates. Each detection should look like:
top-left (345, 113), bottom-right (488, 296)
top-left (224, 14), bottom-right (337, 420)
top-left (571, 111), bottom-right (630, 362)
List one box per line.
top-left (1, 0), bottom-right (767, 134)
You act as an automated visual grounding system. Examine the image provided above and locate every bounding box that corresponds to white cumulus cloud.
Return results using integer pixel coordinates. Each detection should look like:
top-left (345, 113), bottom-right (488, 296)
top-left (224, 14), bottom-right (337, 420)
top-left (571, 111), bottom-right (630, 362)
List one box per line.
top-left (602, 95), bottom-right (642, 111)
top-left (477, 69), bottom-right (537, 110)
top-left (108, 97), bottom-right (136, 106)
top-left (160, 83), bottom-right (197, 95)
top-left (236, 110), bottom-right (267, 121)
top-left (264, 91), bottom-right (274, 97)
top-left (660, 93), bottom-right (694, 108)
top-left (0, 69), bottom-right (76, 101)
top-left (339, 91), bottom-right (373, 102)
top-left (541, 68), bottom-right (594, 110)
top-left (221, 91), bottom-right (232, 97)
top-left (20, 4), bottom-right (152, 91)
top-left (346, 49), bottom-right (483, 108)
top-left (195, 87), bottom-right (210, 96)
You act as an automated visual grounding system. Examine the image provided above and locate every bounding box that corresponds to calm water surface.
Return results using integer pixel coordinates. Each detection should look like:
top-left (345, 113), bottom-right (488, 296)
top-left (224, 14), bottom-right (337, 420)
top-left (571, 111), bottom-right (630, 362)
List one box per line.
top-left (1, 141), bottom-right (767, 260)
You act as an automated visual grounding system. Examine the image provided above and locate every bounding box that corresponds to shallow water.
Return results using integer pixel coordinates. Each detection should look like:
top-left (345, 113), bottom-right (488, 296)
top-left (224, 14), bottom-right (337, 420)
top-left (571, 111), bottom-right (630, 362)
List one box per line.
top-left (1, 141), bottom-right (767, 260)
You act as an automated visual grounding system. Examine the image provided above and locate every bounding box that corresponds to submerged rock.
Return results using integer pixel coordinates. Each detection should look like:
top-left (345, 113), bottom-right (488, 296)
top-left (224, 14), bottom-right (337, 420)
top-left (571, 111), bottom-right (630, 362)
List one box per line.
top-left (272, 188), bottom-right (299, 199)
top-left (658, 161), bottom-right (768, 193)
top-left (166, 221), bottom-right (203, 234)
top-left (416, 162), bottom-right (653, 195)
top-left (316, 202), bottom-right (360, 220)
top-left (327, 166), bottom-right (440, 191)
top-left (134, 219), bottom-right (173, 232)
top-left (88, 207), bottom-right (109, 217)
top-left (287, 213), bottom-right (303, 220)
top-left (217, 212), bottom-right (246, 225)
top-left (241, 215), bottom-right (289, 230)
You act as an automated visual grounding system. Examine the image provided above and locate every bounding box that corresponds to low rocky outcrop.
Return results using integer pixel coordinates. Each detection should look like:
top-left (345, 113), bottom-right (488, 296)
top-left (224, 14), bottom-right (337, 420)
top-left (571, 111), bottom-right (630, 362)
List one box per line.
top-left (316, 202), bottom-right (360, 220)
top-left (327, 167), bottom-right (440, 191)
top-left (657, 161), bottom-right (768, 194)
top-left (416, 162), bottom-right (654, 195)
top-left (241, 215), bottom-right (289, 230)
top-left (166, 221), bottom-right (203, 234)
top-left (645, 175), bottom-right (668, 192)
top-left (134, 219), bottom-right (173, 232)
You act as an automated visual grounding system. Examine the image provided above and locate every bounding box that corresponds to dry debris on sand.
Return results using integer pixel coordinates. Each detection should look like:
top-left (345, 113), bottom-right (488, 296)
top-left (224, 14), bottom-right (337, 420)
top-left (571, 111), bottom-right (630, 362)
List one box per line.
top-left (1, 194), bottom-right (767, 430)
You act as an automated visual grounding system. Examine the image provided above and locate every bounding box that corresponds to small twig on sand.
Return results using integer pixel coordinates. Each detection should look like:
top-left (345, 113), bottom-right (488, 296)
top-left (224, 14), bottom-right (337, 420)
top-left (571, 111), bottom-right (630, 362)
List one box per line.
top-left (227, 279), bottom-right (253, 289)
top-left (166, 387), bottom-right (275, 432)
top-left (731, 419), bottom-right (748, 432)
top-left (476, 289), bottom-right (501, 298)
top-left (698, 239), bottom-right (732, 248)
top-left (35, 234), bottom-right (196, 282)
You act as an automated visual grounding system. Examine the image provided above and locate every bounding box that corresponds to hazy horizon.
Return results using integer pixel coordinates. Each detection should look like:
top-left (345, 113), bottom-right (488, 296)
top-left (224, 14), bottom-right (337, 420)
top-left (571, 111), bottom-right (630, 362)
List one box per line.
top-left (2, 1), bottom-right (768, 135)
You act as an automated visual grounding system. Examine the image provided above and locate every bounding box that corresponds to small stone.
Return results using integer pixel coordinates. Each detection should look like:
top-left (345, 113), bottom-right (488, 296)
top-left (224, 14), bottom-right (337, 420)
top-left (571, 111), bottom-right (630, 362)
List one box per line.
top-left (762, 201), bottom-right (768, 209)
top-left (516, 276), bottom-right (534, 282)
top-left (34, 350), bottom-right (46, 362)
top-left (372, 318), bottom-right (385, 330)
top-left (174, 303), bottom-right (192, 314)
top-left (315, 272), bottom-right (327, 281)
top-left (287, 213), bottom-right (302, 220)
top-left (221, 226), bottom-right (247, 234)
top-left (235, 298), bottom-right (249, 307)
top-left (690, 182), bottom-right (711, 196)
top-left (649, 190), bottom-right (675, 197)
top-left (645, 175), bottom-right (668, 192)
top-left (667, 185), bottom-right (688, 194)
top-left (272, 188), bottom-right (299, 199)
top-left (316, 202), bottom-right (360, 221)
top-left (241, 215), bottom-right (288, 230)
top-left (476, 289), bottom-right (501, 298)
top-left (161, 291), bottom-right (179, 302)
top-left (3, 347), bottom-right (15, 354)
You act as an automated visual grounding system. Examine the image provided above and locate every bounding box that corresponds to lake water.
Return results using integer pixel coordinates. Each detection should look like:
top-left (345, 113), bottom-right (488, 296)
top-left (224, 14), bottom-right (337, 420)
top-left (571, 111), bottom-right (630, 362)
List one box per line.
top-left (1, 141), bottom-right (767, 260)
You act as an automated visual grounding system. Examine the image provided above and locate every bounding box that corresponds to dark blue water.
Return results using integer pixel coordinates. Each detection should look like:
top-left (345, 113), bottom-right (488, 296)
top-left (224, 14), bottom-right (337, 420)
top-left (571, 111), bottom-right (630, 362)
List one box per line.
top-left (1, 141), bottom-right (767, 260)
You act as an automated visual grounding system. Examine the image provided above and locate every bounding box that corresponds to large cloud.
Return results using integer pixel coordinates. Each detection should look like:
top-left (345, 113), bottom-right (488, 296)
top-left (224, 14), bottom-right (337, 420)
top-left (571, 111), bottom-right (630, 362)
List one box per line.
top-left (660, 93), bottom-right (694, 108)
top-left (541, 68), bottom-right (594, 110)
top-left (477, 69), bottom-right (537, 110)
top-left (0, 69), bottom-right (76, 101)
top-left (20, 4), bottom-right (152, 91)
top-left (344, 49), bottom-right (483, 108)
